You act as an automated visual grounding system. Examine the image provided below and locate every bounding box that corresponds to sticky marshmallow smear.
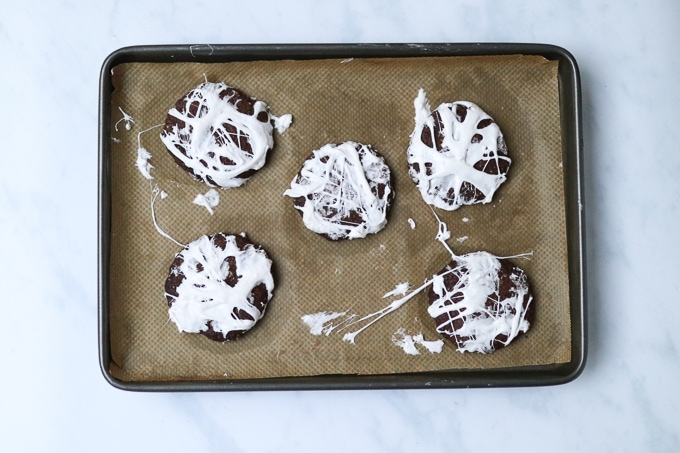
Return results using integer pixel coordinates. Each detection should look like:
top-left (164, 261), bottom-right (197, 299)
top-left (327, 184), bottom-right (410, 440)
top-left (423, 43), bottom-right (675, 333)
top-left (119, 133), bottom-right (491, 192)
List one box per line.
top-left (392, 328), bottom-right (444, 355)
top-left (136, 147), bottom-right (154, 180)
top-left (134, 124), bottom-right (165, 180)
top-left (301, 311), bottom-right (352, 336)
top-left (193, 189), bottom-right (220, 215)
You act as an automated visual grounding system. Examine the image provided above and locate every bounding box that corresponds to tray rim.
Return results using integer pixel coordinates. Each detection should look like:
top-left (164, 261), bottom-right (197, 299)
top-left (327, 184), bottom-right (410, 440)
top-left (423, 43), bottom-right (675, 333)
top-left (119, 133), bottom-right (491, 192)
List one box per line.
top-left (98, 42), bottom-right (586, 392)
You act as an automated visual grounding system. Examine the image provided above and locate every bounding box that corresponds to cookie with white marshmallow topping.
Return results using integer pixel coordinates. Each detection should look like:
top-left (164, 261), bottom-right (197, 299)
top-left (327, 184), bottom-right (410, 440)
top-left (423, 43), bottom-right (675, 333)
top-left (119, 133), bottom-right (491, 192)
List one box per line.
top-left (284, 141), bottom-right (393, 240)
top-left (164, 233), bottom-right (275, 342)
top-left (427, 251), bottom-right (534, 353)
top-left (160, 82), bottom-right (291, 189)
top-left (407, 89), bottom-right (510, 210)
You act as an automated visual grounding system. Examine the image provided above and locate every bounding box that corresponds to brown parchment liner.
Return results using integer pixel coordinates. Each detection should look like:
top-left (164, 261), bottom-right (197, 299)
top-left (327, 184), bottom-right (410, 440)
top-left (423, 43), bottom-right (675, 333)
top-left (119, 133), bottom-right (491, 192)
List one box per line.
top-left (108, 55), bottom-right (571, 382)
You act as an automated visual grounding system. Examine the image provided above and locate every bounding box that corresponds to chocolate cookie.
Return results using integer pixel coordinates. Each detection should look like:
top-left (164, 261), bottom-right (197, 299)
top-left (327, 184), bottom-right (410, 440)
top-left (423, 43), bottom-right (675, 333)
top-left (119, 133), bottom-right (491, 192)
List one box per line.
top-left (408, 89), bottom-right (510, 210)
top-left (160, 81), bottom-right (292, 189)
top-left (165, 233), bottom-right (275, 342)
top-left (427, 252), bottom-right (533, 353)
top-left (283, 141), bottom-right (393, 240)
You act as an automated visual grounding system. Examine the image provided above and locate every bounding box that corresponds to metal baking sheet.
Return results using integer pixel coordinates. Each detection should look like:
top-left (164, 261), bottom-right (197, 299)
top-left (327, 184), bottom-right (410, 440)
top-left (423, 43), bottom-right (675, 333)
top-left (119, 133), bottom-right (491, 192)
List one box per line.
top-left (98, 43), bottom-right (585, 391)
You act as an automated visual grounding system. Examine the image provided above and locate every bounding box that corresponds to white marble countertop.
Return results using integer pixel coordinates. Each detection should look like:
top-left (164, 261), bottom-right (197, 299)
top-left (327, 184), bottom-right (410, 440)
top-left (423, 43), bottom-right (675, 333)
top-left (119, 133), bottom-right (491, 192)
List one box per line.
top-left (2, 0), bottom-right (678, 451)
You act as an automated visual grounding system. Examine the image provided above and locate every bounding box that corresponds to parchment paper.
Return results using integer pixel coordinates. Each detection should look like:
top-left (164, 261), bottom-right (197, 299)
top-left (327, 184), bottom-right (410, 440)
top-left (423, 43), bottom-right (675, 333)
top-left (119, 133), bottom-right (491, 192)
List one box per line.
top-left (108, 55), bottom-right (571, 382)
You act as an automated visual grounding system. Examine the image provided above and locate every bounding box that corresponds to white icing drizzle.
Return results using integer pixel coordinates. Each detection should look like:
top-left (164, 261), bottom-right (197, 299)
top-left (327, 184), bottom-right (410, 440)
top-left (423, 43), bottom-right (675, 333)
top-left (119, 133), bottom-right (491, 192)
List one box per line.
top-left (407, 89), bottom-right (510, 210)
top-left (392, 328), bottom-right (444, 355)
top-left (167, 234), bottom-right (274, 337)
top-left (431, 207), bottom-right (455, 258)
top-left (456, 236), bottom-right (468, 243)
top-left (114, 106), bottom-right (134, 131)
top-left (193, 188), bottom-right (220, 215)
top-left (283, 141), bottom-right (392, 240)
top-left (342, 278), bottom-right (432, 344)
top-left (150, 185), bottom-right (185, 248)
top-left (160, 81), bottom-right (292, 189)
top-left (407, 218), bottom-right (416, 229)
top-left (428, 251), bottom-right (532, 354)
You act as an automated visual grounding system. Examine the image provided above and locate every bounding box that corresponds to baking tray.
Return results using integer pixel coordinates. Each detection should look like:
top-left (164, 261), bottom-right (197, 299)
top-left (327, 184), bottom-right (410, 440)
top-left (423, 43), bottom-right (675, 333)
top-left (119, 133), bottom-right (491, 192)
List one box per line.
top-left (98, 43), bottom-right (586, 391)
